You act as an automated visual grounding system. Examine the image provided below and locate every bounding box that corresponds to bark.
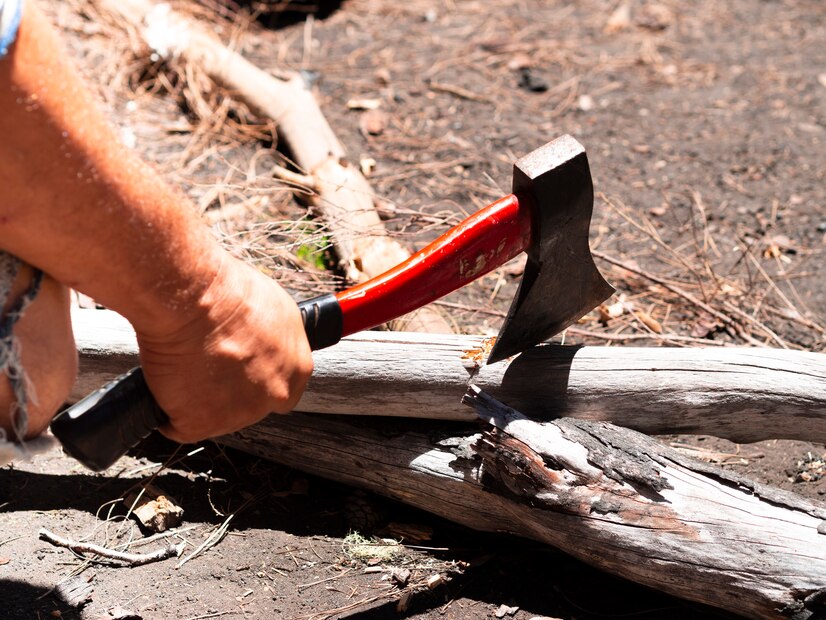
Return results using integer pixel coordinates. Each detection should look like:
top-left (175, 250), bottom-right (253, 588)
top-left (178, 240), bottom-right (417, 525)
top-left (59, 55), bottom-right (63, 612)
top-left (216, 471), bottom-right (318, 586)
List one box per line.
top-left (216, 387), bottom-right (826, 619)
top-left (94, 0), bottom-right (450, 333)
top-left (72, 309), bottom-right (826, 444)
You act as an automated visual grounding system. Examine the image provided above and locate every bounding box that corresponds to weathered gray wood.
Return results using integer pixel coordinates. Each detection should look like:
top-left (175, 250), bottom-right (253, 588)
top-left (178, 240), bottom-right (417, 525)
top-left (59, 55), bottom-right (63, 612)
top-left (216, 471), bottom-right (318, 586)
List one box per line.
top-left (218, 389), bottom-right (826, 619)
top-left (71, 308), bottom-right (139, 400)
top-left (72, 309), bottom-right (826, 443)
top-left (71, 309), bottom-right (826, 615)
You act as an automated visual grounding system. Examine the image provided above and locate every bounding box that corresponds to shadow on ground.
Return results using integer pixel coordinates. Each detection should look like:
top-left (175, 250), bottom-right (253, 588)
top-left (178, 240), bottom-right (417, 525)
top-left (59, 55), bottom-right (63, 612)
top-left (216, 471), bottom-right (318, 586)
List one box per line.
top-left (237, 0), bottom-right (346, 29)
top-left (1, 437), bottom-right (745, 619)
top-left (1, 578), bottom-right (82, 620)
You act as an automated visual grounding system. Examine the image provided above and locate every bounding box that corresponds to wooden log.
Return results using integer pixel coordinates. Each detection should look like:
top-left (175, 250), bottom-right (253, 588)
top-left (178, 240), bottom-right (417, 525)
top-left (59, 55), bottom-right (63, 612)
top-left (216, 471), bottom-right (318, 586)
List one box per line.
top-left (217, 388), bottom-right (826, 619)
top-left (72, 308), bottom-right (139, 399)
top-left (93, 0), bottom-right (451, 334)
top-left (72, 309), bottom-right (826, 444)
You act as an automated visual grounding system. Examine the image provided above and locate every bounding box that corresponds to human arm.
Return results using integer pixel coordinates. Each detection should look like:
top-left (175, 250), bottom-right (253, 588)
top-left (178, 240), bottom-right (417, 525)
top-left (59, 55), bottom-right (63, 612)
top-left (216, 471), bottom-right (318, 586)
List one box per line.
top-left (0, 3), bottom-right (313, 442)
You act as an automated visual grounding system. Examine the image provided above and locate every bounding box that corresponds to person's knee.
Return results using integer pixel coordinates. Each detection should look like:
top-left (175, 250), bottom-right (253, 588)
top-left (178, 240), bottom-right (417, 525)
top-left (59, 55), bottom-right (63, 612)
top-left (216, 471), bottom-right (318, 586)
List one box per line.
top-left (0, 266), bottom-right (77, 439)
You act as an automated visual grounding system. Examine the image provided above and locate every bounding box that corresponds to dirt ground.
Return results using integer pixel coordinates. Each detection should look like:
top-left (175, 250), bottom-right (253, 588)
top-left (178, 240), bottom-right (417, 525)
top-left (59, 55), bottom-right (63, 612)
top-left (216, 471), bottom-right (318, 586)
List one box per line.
top-left (2, 0), bottom-right (825, 618)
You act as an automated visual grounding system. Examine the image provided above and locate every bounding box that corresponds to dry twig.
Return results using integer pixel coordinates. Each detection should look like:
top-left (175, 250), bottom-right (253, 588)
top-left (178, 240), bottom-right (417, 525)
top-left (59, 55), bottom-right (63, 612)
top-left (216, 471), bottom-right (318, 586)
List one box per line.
top-left (593, 250), bottom-right (775, 348)
top-left (39, 528), bottom-right (184, 566)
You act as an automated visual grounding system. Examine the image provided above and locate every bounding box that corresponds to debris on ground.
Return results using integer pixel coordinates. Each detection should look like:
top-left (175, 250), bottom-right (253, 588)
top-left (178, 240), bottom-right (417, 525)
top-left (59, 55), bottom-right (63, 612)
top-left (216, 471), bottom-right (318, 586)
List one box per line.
top-left (124, 484), bottom-right (184, 533)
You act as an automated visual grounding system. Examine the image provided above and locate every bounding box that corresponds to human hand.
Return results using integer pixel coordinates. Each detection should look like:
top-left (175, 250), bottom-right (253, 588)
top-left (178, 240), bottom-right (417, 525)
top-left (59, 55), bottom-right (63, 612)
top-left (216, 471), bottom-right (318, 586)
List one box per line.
top-left (134, 256), bottom-right (313, 444)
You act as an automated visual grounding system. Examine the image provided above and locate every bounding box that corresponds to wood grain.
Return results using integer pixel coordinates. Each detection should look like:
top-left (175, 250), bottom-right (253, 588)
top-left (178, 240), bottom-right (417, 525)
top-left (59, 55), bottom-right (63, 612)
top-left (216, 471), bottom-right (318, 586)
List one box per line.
top-left (72, 309), bottom-right (826, 443)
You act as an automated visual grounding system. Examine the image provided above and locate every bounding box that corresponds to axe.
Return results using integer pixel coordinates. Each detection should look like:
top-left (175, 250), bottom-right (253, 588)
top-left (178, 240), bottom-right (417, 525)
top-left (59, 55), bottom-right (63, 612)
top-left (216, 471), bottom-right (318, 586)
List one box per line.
top-left (51, 135), bottom-right (614, 471)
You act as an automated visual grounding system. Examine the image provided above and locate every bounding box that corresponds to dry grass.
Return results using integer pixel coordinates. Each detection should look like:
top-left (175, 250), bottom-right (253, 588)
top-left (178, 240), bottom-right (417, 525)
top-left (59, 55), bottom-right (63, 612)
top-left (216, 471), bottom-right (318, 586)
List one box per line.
top-left (50, 0), bottom-right (825, 351)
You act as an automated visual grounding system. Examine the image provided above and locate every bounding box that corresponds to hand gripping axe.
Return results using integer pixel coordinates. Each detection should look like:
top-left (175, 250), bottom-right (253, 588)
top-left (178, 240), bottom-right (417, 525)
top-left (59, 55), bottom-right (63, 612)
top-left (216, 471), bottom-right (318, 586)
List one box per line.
top-left (51, 135), bottom-right (614, 471)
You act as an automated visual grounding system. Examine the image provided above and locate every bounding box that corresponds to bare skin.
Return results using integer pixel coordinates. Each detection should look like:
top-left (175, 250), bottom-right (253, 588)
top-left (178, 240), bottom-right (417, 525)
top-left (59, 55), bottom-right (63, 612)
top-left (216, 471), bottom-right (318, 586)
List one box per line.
top-left (0, 3), bottom-right (313, 443)
top-left (0, 266), bottom-right (76, 438)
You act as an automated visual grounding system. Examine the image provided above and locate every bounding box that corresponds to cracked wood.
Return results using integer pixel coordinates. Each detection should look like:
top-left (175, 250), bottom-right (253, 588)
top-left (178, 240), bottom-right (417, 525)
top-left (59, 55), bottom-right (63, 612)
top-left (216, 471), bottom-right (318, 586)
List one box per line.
top-left (217, 389), bottom-right (826, 619)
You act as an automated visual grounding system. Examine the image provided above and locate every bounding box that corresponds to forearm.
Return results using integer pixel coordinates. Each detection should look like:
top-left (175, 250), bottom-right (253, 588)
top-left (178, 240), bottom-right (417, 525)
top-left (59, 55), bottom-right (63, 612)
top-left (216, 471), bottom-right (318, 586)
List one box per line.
top-left (0, 2), bottom-right (222, 335)
top-left (0, 3), bottom-right (313, 444)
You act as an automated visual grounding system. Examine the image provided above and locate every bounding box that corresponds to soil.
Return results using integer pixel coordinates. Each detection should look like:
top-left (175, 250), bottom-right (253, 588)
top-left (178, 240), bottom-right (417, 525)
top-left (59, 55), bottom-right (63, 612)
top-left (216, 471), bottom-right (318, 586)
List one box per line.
top-left (3, 0), bottom-right (826, 619)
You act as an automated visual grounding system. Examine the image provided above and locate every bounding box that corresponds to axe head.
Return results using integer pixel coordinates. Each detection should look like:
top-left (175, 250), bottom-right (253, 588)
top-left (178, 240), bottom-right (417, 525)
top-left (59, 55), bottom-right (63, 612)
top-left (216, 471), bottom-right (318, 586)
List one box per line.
top-left (487, 135), bottom-right (614, 364)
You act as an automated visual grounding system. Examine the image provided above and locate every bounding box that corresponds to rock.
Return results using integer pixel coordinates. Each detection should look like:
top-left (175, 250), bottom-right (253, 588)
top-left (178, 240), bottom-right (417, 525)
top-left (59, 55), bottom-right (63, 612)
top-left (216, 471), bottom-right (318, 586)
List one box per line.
top-left (495, 603), bottom-right (519, 618)
top-left (124, 485), bottom-right (183, 533)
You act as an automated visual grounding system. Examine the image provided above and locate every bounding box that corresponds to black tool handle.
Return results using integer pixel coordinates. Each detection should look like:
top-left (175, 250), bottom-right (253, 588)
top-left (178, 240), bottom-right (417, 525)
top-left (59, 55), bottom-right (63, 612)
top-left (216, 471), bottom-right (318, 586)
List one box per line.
top-left (50, 295), bottom-right (343, 471)
top-left (50, 367), bottom-right (166, 472)
top-left (297, 293), bottom-right (343, 350)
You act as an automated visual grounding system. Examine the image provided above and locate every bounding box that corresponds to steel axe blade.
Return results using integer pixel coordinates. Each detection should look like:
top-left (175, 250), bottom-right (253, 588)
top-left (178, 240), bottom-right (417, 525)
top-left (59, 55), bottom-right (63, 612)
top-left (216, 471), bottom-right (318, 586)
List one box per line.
top-left (487, 135), bottom-right (615, 363)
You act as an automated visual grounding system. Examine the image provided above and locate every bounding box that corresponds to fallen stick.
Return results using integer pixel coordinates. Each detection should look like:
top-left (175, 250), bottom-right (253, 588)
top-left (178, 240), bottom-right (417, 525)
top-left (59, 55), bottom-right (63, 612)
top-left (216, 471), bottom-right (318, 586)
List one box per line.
top-left (215, 387), bottom-right (826, 619)
top-left (39, 528), bottom-right (184, 566)
top-left (93, 0), bottom-right (450, 334)
top-left (72, 308), bottom-right (826, 444)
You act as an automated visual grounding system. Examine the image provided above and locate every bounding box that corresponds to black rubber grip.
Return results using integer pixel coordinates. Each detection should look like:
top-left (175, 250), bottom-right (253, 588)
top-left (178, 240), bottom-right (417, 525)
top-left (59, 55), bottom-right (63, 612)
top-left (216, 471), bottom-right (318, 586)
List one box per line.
top-left (50, 367), bottom-right (167, 472)
top-left (298, 293), bottom-right (343, 350)
top-left (52, 295), bottom-right (343, 471)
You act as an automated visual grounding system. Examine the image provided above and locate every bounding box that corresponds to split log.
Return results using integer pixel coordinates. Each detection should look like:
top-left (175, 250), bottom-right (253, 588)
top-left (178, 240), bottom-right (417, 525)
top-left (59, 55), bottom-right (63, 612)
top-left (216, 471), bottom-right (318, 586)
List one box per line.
top-left (216, 387), bottom-right (826, 619)
top-left (72, 309), bottom-right (826, 444)
top-left (94, 0), bottom-right (450, 334)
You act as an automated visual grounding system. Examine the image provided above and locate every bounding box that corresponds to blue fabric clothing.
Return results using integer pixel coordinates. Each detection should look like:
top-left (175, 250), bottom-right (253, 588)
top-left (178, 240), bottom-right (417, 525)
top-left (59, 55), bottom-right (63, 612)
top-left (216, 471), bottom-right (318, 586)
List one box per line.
top-left (0, 0), bottom-right (23, 58)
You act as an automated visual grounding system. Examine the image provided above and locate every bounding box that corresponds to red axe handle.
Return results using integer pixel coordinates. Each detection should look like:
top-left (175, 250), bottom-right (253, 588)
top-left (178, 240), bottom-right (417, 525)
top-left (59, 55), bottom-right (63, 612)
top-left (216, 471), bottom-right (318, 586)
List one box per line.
top-left (303, 193), bottom-right (530, 346)
top-left (51, 193), bottom-right (534, 471)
